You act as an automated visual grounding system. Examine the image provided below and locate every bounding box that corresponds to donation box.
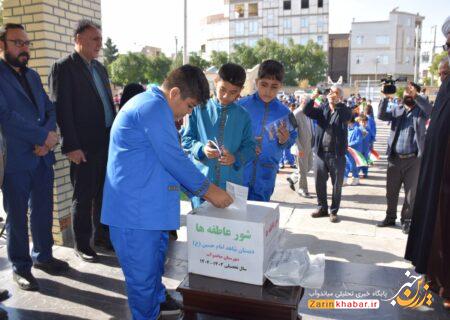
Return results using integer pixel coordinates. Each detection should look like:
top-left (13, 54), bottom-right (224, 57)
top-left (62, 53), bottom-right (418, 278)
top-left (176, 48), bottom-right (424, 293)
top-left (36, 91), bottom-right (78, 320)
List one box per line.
top-left (187, 201), bottom-right (280, 285)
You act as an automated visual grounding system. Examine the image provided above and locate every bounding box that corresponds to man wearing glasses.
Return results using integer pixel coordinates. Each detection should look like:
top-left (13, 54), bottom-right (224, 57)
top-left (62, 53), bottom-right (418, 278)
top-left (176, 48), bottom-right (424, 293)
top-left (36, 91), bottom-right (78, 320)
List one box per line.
top-left (0, 23), bottom-right (69, 292)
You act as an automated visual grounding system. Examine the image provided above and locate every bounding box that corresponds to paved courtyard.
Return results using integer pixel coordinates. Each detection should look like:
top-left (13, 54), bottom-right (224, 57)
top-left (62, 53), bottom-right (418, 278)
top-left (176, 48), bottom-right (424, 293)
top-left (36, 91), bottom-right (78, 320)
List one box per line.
top-left (0, 121), bottom-right (448, 319)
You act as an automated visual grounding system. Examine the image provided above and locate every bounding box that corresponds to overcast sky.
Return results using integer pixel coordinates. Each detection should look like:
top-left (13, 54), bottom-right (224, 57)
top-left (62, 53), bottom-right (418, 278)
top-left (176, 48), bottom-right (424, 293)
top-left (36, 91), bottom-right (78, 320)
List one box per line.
top-left (101, 0), bottom-right (449, 55)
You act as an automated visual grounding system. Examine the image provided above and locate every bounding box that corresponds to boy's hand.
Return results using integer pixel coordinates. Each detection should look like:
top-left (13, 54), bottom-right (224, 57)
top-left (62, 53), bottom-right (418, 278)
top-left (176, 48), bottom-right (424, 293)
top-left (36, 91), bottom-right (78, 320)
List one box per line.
top-left (204, 141), bottom-right (220, 159)
top-left (219, 147), bottom-right (235, 166)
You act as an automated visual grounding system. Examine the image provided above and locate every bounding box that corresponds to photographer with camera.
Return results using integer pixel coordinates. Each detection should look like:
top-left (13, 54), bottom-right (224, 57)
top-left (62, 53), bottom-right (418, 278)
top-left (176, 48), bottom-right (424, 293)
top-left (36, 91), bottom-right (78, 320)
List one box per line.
top-left (377, 80), bottom-right (432, 234)
top-left (304, 86), bottom-right (352, 223)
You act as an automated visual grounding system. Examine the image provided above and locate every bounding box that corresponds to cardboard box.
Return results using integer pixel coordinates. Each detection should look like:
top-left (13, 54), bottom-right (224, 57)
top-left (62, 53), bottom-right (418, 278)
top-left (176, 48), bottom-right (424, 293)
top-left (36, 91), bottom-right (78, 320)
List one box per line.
top-left (187, 201), bottom-right (280, 285)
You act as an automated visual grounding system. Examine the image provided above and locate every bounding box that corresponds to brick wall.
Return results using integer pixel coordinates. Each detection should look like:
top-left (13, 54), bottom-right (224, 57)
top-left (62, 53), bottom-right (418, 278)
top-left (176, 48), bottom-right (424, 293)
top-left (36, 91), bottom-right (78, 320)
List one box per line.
top-left (2, 0), bottom-right (102, 245)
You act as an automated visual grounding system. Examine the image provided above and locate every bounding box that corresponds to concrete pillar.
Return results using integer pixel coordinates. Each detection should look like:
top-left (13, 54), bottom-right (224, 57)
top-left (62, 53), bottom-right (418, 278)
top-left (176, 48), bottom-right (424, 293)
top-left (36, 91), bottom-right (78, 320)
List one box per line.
top-left (2, 0), bottom-right (102, 245)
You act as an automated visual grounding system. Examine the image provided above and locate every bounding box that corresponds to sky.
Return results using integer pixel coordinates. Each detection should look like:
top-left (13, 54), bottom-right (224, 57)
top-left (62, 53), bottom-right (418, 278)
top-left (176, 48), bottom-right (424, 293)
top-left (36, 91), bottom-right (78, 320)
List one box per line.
top-left (101, 0), bottom-right (450, 56)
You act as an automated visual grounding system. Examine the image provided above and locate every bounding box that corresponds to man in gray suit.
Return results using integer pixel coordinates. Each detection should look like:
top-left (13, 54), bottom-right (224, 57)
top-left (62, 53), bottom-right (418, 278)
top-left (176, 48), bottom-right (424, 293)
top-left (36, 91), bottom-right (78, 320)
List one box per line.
top-left (287, 100), bottom-right (314, 198)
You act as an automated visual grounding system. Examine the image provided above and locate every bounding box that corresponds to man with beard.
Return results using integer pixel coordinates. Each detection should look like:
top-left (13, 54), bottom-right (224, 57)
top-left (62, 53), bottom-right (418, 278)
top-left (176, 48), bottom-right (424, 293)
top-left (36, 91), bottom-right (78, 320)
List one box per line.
top-left (405, 18), bottom-right (450, 309)
top-left (0, 23), bottom-right (69, 291)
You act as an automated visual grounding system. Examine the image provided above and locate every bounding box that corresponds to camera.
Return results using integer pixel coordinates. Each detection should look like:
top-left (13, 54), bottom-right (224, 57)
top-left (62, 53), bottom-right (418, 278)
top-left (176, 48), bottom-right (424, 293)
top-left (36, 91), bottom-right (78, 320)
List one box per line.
top-left (380, 75), bottom-right (408, 94)
top-left (317, 88), bottom-right (331, 95)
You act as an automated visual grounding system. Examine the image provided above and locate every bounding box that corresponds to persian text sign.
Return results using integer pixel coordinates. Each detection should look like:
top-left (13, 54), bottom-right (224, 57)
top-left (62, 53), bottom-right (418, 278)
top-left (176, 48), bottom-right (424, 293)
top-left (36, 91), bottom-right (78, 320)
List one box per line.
top-left (187, 201), bottom-right (280, 285)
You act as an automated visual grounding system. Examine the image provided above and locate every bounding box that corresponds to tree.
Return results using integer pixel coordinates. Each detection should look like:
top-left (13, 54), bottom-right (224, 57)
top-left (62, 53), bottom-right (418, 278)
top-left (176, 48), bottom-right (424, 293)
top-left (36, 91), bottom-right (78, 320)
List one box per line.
top-left (145, 53), bottom-right (172, 85)
top-left (188, 52), bottom-right (210, 70)
top-left (428, 51), bottom-right (448, 84)
top-left (109, 53), bottom-right (150, 86)
top-left (210, 50), bottom-right (229, 68)
top-left (229, 43), bottom-right (258, 69)
top-left (0, 1), bottom-right (4, 25)
top-left (103, 37), bottom-right (119, 68)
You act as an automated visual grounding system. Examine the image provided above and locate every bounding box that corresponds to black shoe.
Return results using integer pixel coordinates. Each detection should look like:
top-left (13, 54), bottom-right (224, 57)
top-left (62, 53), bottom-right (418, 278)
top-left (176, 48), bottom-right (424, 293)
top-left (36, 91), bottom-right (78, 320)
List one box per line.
top-left (329, 214), bottom-right (339, 223)
top-left (169, 230), bottom-right (178, 241)
top-left (290, 164), bottom-right (297, 169)
top-left (0, 307), bottom-right (7, 320)
top-left (286, 177), bottom-right (295, 191)
top-left (34, 257), bottom-right (69, 275)
top-left (160, 293), bottom-right (182, 316)
top-left (311, 209), bottom-right (328, 218)
top-left (0, 289), bottom-right (9, 302)
top-left (13, 271), bottom-right (39, 291)
top-left (377, 218), bottom-right (396, 227)
top-left (74, 248), bottom-right (98, 262)
top-left (402, 221), bottom-right (411, 234)
top-left (297, 189), bottom-right (311, 198)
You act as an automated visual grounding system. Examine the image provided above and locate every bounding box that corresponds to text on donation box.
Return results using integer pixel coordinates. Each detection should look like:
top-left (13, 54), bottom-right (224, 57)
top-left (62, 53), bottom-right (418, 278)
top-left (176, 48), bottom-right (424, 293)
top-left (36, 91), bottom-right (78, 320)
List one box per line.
top-left (187, 202), bottom-right (280, 285)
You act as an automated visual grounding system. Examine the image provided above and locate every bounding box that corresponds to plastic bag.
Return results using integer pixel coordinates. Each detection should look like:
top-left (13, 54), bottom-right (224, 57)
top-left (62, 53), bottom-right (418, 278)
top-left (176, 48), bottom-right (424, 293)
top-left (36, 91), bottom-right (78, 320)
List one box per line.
top-left (265, 247), bottom-right (325, 288)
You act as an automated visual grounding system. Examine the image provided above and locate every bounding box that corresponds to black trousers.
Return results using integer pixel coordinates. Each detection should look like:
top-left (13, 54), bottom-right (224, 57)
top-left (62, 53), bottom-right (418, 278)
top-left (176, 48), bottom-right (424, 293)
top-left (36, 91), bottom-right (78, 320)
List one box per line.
top-left (385, 156), bottom-right (421, 223)
top-left (314, 152), bottom-right (346, 215)
top-left (70, 147), bottom-right (109, 251)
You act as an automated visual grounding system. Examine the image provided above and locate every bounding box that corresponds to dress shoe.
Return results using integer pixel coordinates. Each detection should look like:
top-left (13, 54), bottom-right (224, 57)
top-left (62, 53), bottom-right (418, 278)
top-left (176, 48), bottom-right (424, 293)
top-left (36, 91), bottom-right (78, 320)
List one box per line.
top-left (160, 292), bottom-right (182, 316)
top-left (377, 218), bottom-right (396, 227)
top-left (402, 221), bottom-right (411, 234)
top-left (74, 248), bottom-right (98, 262)
top-left (0, 306), bottom-right (7, 320)
top-left (34, 257), bottom-right (69, 275)
top-left (311, 209), bottom-right (328, 218)
top-left (329, 214), bottom-right (339, 223)
top-left (0, 289), bottom-right (9, 302)
top-left (13, 271), bottom-right (39, 291)
top-left (297, 189), bottom-right (311, 198)
top-left (286, 177), bottom-right (295, 191)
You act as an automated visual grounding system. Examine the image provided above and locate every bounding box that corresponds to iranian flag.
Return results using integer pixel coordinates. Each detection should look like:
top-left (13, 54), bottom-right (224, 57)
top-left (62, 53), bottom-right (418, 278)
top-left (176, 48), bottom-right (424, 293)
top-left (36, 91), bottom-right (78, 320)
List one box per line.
top-left (369, 149), bottom-right (380, 163)
top-left (348, 147), bottom-right (368, 167)
top-left (314, 97), bottom-right (323, 108)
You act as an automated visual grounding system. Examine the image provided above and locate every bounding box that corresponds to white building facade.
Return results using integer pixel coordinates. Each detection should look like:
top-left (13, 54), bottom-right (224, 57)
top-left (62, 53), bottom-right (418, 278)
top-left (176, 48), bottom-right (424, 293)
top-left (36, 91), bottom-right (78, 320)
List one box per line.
top-left (349, 9), bottom-right (424, 84)
top-left (202, 0), bottom-right (329, 59)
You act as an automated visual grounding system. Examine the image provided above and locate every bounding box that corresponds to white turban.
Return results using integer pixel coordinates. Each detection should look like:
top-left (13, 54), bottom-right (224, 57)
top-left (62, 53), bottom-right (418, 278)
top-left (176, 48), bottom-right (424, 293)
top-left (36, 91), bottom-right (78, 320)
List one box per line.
top-left (442, 16), bottom-right (450, 37)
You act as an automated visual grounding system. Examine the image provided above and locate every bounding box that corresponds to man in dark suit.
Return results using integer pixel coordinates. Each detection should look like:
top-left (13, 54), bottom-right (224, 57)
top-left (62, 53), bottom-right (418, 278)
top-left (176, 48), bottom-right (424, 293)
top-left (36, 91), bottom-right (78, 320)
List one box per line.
top-left (377, 82), bottom-right (432, 234)
top-left (0, 23), bottom-right (69, 291)
top-left (303, 87), bottom-right (352, 223)
top-left (49, 20), bottom-right (116, 262)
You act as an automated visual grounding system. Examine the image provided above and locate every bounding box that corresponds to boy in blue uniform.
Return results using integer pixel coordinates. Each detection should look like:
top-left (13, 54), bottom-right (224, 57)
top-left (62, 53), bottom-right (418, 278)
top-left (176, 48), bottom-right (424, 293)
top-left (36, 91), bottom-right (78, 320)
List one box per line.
top-left (238, 60), bottom-right (297, 201)
top-left (101, 65), bottom-right (233, 320)
top-left (344, 116), bottom-right (363, 186)
top-left (182, 63), bottom-right (255, 207)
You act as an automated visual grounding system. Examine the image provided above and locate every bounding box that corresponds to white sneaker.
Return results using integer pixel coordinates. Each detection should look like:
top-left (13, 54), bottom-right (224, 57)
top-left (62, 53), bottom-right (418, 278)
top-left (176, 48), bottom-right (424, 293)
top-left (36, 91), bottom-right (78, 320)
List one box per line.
top-left (343, 178), bottom-right (348, 186)
top-left (351, 178), bottom-right (360, 186)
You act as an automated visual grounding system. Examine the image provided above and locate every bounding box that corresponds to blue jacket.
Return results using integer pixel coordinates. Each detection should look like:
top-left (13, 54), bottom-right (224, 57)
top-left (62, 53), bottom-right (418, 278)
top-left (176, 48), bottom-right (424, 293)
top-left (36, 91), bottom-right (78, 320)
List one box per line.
top-left (348, 123), bottom-right (363, 153)
top-left (101, 87), bottom-right (210, 230)
top-left (0, 60), bottom-right (56, 173)
top-left (182, 98), bottom-right (255, 190)
top-left (238, 93), bottom-right (297, 200)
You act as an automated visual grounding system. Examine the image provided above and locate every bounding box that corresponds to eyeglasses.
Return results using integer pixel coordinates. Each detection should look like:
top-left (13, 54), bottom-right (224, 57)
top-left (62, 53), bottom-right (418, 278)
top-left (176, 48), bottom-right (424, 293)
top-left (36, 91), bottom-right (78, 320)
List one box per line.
top-left (6, 39), bottom-right (33, 48)
top-left (443, 43), bottom-right (450, 51)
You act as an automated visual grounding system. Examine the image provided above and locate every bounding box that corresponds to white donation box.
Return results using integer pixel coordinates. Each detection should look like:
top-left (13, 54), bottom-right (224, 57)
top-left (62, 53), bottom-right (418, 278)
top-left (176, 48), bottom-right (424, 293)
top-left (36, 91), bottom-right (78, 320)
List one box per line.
top-left (187, 201), bottom-right (280, 285)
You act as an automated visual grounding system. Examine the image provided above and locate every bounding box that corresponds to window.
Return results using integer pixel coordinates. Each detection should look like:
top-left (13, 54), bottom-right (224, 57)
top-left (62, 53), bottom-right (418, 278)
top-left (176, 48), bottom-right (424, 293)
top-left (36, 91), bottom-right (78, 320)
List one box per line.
top-left (234, 4), bottom-right (244, 18)
top-left (249, 3), bottom-right (258, 17)
top-left (300, 18), bottom-right (308, 28)
top-left (268, 10), bottom-right (274, 24)
top-left (318, 0), bottom-right (323, 8)
top-left (268, 28), bottom-right (276, 40)
top-left (235, 22), bottom-right (244, 35)
top-left (249, 21), bottom-right (258, 34)
top-left (301, 0), bottom-right (309, 9)
top-left (300, 36), bottom-right (308, 45)
top-left (317, 18), bottom-right (324, 28)
top-left (249, 38), bottom-right (258, 47)
top-left (283, 1), bottom-right (291, 10)
top-left (405, 55), bottom-right (410, 64)
top-left (356, 55), bottom-right (364, 64)
top-left (356, 35), bottom-right (364, 45)
top-left (421, 52), bottom-right (430, 63)
top-left (376, 35), bottom-right (389, 45)
top-left (283, 18), bottom-right (292, 30)
top-left (406, 36), bottom-right (411, 47)
top-left (378, 55), bottom-right (388, 65)
top-left (317, 35), bottom-right (323, 45)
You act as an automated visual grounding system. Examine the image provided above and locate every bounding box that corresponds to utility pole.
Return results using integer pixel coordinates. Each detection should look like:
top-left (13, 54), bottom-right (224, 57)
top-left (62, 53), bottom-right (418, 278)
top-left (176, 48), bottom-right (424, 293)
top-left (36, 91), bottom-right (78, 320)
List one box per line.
top-left (414, 16), bottom-right (423, 83)
top-left (175, 36), bottom-right (178, 61)
top-left (430, 25), bottom-right (437, 87)
top-left (183, 0), bottom-right (188, 64)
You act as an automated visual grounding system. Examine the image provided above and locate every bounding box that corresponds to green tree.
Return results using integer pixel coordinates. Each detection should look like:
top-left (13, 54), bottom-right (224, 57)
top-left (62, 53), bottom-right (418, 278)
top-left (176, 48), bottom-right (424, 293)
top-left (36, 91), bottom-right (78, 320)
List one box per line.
top-left (145, 53), bottom-right (172, 85)
top-left (109, 52), bottom-right (150, 86)
top-left (428, 51), bottom-right (448, 83)
top-left (188, 52), bottom-right (210, 70)
top-left (229, 43), bottom-right (258, 69)
top-left (103, 37), bottom-right (119, 68)
top-left (210, 50), bottom-right (229, 68)
top-left (0, 0), bottom-right (4, 26)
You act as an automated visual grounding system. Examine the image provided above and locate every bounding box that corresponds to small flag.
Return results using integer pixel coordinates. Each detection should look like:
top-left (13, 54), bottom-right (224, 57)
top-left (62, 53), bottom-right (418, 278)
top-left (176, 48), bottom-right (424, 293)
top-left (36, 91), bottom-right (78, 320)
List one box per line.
top-left (348, 147), bottom-right (368, 167)
top-left (314, 97), bottom-right (323, 108)
top-left (369, 149), bottom-right (380, 163)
